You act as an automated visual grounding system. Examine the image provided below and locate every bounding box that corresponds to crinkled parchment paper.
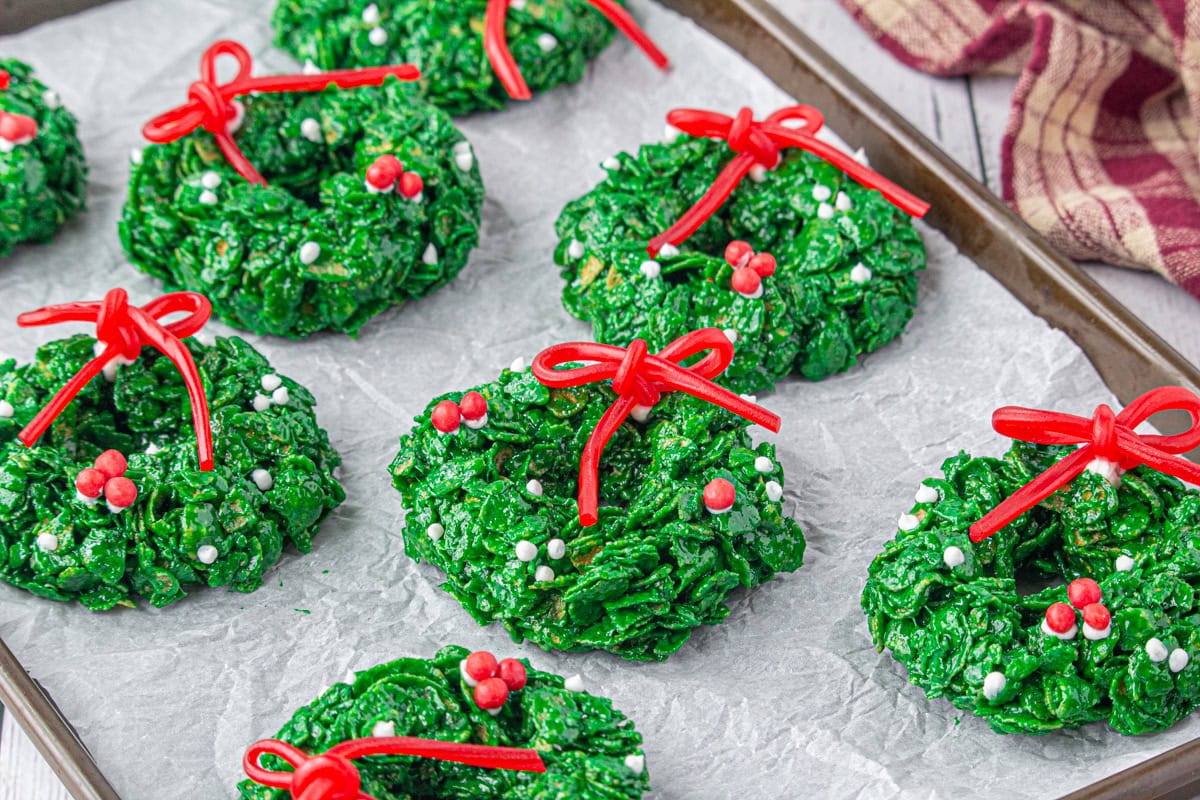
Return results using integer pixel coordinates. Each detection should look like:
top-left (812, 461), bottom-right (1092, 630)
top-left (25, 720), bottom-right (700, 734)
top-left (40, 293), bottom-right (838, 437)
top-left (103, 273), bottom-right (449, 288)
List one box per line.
top-left (0, 1), bottom-right (1194, 797)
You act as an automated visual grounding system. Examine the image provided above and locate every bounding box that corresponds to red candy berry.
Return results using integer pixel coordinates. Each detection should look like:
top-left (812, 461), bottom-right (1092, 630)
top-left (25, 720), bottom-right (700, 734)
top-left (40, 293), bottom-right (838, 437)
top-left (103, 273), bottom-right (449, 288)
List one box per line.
top-left (431, 400), bottom-right (461, 433)
top-left (74, 468), bottom-right (106, 499)
top-left (1083, 602), bottom-right (1111, 631)
top-left (730, 266), bottom-right (762, 296)
top-left (1067, 577), bottom-right (1101, 609)
top-left (748, 252), bottom-right (776, 277)
top-left (474, 677), bottom-right (509, 710)
top-left (399, 172), bottom-right (424, 199)
top-left (1044, 602), bottom-right (1076, 634)
top-left (0, 112), bottom-right (36, 142)
top-left (497, 658), bottom-right (527, 692)
top-left (459, 391), bottom-right (487, 422)
top-left (464, 651), bottom-right (498, 682)
top-left (703, 478), bottom-right (736, 513)
top-left (365, 157), bottom-right (399, 190)
top-left (93, 449), bottom-right (128, 480)
top-left (104, 477), bottom-right (138, 510)
top-left (0, 71), bottom-right (9, 90)
top-left (724, 240), bottom-right (753, 268)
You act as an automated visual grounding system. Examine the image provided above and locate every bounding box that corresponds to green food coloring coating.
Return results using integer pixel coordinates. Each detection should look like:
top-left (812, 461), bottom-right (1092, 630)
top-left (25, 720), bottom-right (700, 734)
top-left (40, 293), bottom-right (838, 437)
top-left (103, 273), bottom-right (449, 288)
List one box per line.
top-left (863, 442), bottom-right (1200, 735)
top-left (554, 135), bottom-right (926, 394)
top-left (0, 335), bottom-right (344, 610)
top-left (390, 366), bottom-right (806, 661)
top-left (119, 78), bottom-right (483, 338)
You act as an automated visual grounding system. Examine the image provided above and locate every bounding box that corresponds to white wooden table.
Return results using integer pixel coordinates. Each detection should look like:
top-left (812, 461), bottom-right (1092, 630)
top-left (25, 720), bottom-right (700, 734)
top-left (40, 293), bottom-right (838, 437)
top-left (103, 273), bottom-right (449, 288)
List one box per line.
top-left (4, 1), bottom-right (1200, 797)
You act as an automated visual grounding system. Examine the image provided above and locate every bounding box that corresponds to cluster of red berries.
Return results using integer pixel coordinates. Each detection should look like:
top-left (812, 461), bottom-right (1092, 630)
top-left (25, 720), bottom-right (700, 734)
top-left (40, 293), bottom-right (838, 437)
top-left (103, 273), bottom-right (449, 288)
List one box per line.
top-left (461, 650), bottom-right (528, 713)
top-left (723, 240), bottom-right (776, 298)
top-left (1044, 578), bottom-right (1111, 640)
top-left (0, 111), bottom-right (37, 147)
top-left (364, 154), bottom-right (423, 198)
top-left (703, 478), bottom-right (736, 514)
top-left (431, 391), bottom-right (488, 434)
top-left (74, 450), bottom-right (137, 513)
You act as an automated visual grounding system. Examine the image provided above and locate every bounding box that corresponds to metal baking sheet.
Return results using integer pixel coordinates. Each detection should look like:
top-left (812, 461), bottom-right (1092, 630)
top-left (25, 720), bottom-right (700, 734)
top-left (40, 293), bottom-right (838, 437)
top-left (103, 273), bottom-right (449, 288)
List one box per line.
top-left (2, 1), bottom-right (1200, 799)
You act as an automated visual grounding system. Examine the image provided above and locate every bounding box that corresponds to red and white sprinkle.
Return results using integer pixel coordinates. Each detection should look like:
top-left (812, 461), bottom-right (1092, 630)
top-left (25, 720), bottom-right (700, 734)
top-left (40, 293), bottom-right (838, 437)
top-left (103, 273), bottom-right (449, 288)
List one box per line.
top-left (704, 478), bottom-right (736, 514)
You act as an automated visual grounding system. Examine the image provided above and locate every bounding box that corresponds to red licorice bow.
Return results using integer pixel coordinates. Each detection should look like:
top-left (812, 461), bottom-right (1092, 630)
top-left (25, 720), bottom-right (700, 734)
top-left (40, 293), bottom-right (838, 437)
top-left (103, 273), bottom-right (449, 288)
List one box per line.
top-left (647, 105), bottom-right (931, 256)
top-left (969, 386), bottom-right (1200, 542)
top-left (17, 289), bottom-right (215, 472)
top-left (244, 736), bottom-right (546, 800)
top-left (142, 39), bottom-right (420, 185)
top-left (484, 0), bottom-right (668, 101)
top-left (532, 328), bottom-right (781, 526)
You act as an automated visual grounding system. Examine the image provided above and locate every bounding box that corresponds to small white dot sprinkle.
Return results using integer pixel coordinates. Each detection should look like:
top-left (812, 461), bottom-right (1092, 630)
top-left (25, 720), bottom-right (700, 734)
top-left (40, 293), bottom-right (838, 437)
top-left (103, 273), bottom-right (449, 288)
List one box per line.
top-left (723, 329), bottom-right (738, 343)
top-left (765, 480), bottom-right (783, 502)
top-left (1086, 457), bottom-right (1123, 487)
top-left (76, 491), bottom-right (98, 507)
top-left (300, 118), bottom-right (322, 143)
top-left (817, 203), bottom-right (835, 220)
top-left (812, 185), bottom-right (832, 202)
top-left (749, 164), bottom-right (768, 183)
top-left (567, 240), bottom-right (585, 260)
top-left (260, 374), bottom-right (282, 392)
top-left (982, 671), bottom-right (1006, 700)
top-left (145, 443), bottom-right (162, 455)
top-left (547, 538), bottom-right (566, 560)
top-left (271, 386), bottom-right (290, 406)
top-left (303, 59), bottom-right (321, 75)
top-left (835, 191), bottom-right (853, 212)
top-left (1041, 618), bottom-right (1078, 640)
top-left (602, 156), bottom-right (621, 171)
top-left (251, 469), bottom-right (274, 491)
top-left (898, 513), bottom-right (920, 532)
top-left (197, 544), bottom-right (219, 564)
top-left (510, 357), bottom-right (527, 373)
top-left (299, 242), bottom-right (321, 265)
top-left (36, 533), bottom-right (59, 552)
top-left (535, 565), bottom-right (556, 583)
top-left (454, 149), bottom-right (474, 171)
top-left (849, 263), bottom-right (872, 284)
top-left (372, 720), bottom-right (395, 738)
top-left (1170, 649), bottom-right (1190, 672)
top-left (199, 189), bottom-right (218, 206)
top-left (915, 485), bottom-right (938, 504)
top-left (1146, 638), bottom-right (1169, 663)
top-left (526, 479), bottom-right (544, 497)
top-left (252, 394), bottom-right (272, 412)
top-left (630, 404), bottom-right (652, 423)
top-left (201, 171), bottom-right (222, 189)
top-left (639, 260), bottom-right (661, 279)
top-left (464, 412), bottom-right (488, 430)
top-left (130, 147), bottom-right (144, 165)
top-left (563, 674), bottom-right (584, 692)
top-left (1115, 555), bottom-right (1135, 572)
top-left (664, 124), bottom-right (682, 142)
top-left (624, 754), bottom-right (645, 775)
top-left (511, 0), bottom-right (527, 9)
top-left (368, 26), bottom-right (388, 46)
top-left (361, 2), bottom-right (380, 23)
top-left (536, 33), bottom-right (558, 52)
top-left (1083, 622), bottom-right (1111, 641)
top-left (426, 523), bottom-right (445, 541)
top-left (754, 456), bottom-right (772, 473)
top-left (658, 243), bottom-right (679, 258)
top-left (422, 244), bottom-right (438, 265)
top-left (0, 400), bottom-right (12, 419)
top-left (42, 90), bottom-right (60, 109)
top-left (943, 546), bottom-right (965, 568)
top-left (515, 540), bottom-right (537, 562)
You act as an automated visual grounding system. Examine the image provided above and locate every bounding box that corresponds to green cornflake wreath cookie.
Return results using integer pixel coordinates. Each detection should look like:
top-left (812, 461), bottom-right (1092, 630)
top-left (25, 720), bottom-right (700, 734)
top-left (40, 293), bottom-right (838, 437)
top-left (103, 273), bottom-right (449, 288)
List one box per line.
top-left (863, 389), bottom-right (1200, 735)
top-left (120, 41), bottom-right (483, 338)
top-left (0, 59), bottom-right (87, 257)
top-left (390, 331), bottom-right (806, 661)
top-left (0, 289), bottom-right (344, 610)
top-left (271, 0), bottom-right (667, 116)
top-left (555, 105), bottom-right (928, 395)
top-left (239, 645), bottom-right (650, 799)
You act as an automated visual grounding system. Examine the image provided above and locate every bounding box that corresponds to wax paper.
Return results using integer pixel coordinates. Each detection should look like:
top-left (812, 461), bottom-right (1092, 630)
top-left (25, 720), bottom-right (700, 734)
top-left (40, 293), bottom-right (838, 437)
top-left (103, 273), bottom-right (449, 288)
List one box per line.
top-left (0, 1), bottom-right (1195, 798)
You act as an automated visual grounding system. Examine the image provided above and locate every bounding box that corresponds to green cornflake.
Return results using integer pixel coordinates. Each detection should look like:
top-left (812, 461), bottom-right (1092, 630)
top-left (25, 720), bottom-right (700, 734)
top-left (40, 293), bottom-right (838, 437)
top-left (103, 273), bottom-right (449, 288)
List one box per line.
top-left (0, 335), bottom-right (344, 610)
top-left (236, 644), bottom-right (650, 799)
top-left (862, 441), bottom-right (1200, 735)
top-left (272, 0), bottom-right (623, 116)
top-left (119, 78), bottom-right (483, 338)
top-left (0, 59), bottom-right (87, 257)
top-left (555, 136), bottom-right (927, 395)
top-left (389, 365), bottom-right (806, 661)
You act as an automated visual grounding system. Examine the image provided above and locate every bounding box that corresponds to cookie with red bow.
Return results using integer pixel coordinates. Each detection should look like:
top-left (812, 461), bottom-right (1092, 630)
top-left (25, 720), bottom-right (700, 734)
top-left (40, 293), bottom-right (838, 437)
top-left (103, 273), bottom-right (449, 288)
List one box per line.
top-left (863, 388), bottom-right (1200, 735)
top-left (0, 59), bottom-right (87, 258)
top-left (272, 0), bottom-right (669, 115)
top-left (556, 105), bottom-right (929, 394)
top-left (0, 289), bottom-right (344, 610)
top-left (239, 644), bottom-right (649, 799)
top-left (389, 329), bottom-right (806, 661)
top-left (119, 40), bottom-right (483, 339)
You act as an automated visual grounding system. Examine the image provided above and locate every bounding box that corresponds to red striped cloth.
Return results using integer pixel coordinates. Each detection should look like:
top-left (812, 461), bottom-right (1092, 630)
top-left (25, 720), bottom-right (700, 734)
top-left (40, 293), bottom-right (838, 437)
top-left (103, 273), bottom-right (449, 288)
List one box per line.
top-left (838, 0), bottom-right (1200, 297)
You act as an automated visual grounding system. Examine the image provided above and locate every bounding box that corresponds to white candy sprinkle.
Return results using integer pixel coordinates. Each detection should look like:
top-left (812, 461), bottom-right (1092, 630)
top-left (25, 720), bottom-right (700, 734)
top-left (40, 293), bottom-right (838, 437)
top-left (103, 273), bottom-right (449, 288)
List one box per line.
top-left (658, 243), bottom-right (679, 258)
top-left (368, 26), bottom-right (388, 46)
top-left (664, 124), bottom-right (682, 142)
top-left (460, 659), bottom-right (479, 687)
top-left (36, 533), bottom-right (59, 552)
top-left (897, 513), bottom-right (920, 532)
top-left (130, 147), bottom-right (144, 165)
top-left (624, 754), bottom-right (645, 775)
top-left (602, 156), bottom-right (621, 171)
top-left (299, 241), bottom-right (321, 265)
top-left (510, 357), bottom-right (527, 373)
top-left (982, 671), bottom-right (1006, 700)
top-left (943, 546), bottom-right (965, 568)
top-left (515, 540), bottom-right (538, 562)
top-left (42, 90), bottom-right (60, 109)
top-left (422, 244), bottom-right (438, 265)
top-left (300, 117), bottom-right (322, 143)
top-left (723, 329), bottom-right (738, 343)
top-left (536, 33), bottom-right (558, 52)
top-left (639, 260), bottom-right (661, 279)
top-left (0, 140), bottom-right (13, 154)
top-left (567, 240), bottom-right (585, 260)
top-left (630, 404), bottom-right (652, 423)
top-left (754, 456), bottom-right (773, 473)
top-left (915, 485), bottom-right (938, 504)
top-left (197, 545), bottom-right (219, 564)
top-left (454, 150), bottom-right (474, 171)
top-left (251, 469), bottom-right (274, 491)
top-left (372, 720), bottom-right (395, 738)
top-left (749, 164), bottom-right (768, 183)
top-left (535, 565), bottom-right (556, 583)
top-left (511, 0), bottom-right (527, 9)
top-left (145, 443), bottom-right (162, 455)
top-left (303, 60), bottom-right (321, 75)
top-left (1083, 622), bottom-right (1111, 641)
top-left (1170, 649), bottom-right (1190, 673)
top-left (76, 491), bottom-right (98, 507)
top-left (835, 191), bottom-right (853, 212)
top-left (547, 538), bottom-right (566, 560)
top-left (427, 523), bottom-right (445, 541)
top-left (201, 171), bottom-right (222, 189)
top-left (362, 2), bottom-right (380, 23)
top-left (261, 374), bottom-right (283, 392)
top-left (464, 413), bottom-right (488, 430)
top-left (271, 386), bottom-right (290, 406)
top-left (817, 203), bottom-right (835, 220)
top-left (0, 400), bottom-right (13, 419)
top-left (765, 480), bottom-right (783, 502)
top-left (849, 263), bottom-right (872, 284)
top-left (199, 189), bottom-right (218, 206)
top-left (812, 185), bottom-right (832, 202)
top-left (1086, 457), bottom-right (1122, 487)
top-left (563, 674), bottom-right (584, 692)
top-left (1041, 618), bottom-right (1078, 640)
top-left (252, 394), bottom-right (272, 412)
top-left (1116, 555), bottom-right (1135, 572)
top-left (1147, 638), bottom-right (1169, 662)
top-left (526, 479), bottom-right (544, 497)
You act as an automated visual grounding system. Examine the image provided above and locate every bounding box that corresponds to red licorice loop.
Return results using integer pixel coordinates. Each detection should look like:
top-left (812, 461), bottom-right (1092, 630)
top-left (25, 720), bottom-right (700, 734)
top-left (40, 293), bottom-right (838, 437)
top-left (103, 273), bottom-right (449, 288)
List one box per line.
top-left (532, 328), bottom-right (781, 526)
top-left (483, 0), bottom-right (668, 101)
top-left (647, 105), bottom-right (931, 256)
top-left (16, 289), bottom-right (215, 472)
top-left (143, 39), bottom-right (420, 185)
top-left (244, 735), bottom-right (546, 800)
top-left (968, 386), bottom-right (1200, 542)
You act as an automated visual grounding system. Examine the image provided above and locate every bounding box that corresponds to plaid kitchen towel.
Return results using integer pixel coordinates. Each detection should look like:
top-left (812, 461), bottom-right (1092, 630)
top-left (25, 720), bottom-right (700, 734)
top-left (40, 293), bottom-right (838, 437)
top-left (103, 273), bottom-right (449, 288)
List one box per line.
top-left (838, 0), bottom-right (1200, 295)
